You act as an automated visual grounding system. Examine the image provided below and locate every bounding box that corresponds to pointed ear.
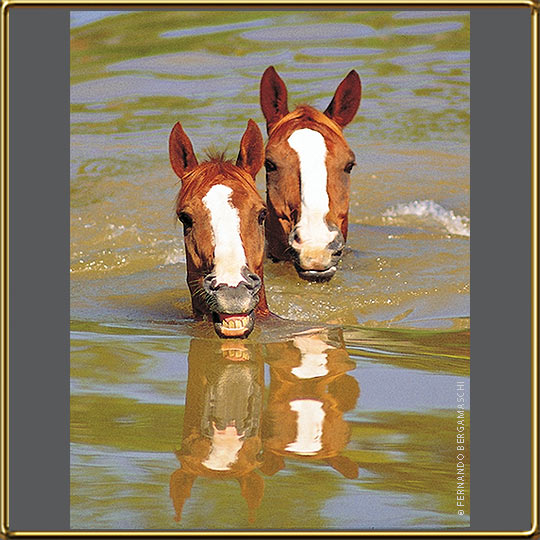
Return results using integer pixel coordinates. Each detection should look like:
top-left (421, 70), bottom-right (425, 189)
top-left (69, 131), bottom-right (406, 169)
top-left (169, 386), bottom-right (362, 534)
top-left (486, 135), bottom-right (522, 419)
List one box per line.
top-left (169, 122), bottom-right (198, 180)
top-left (260, 66), bottom-right (289, 133)
top-left (324, 70), bottom-right (362, 128)
top-left (169, 469), bottom-right (196, 522)
top-left (236, 119), bottom-right (264, 178)
top-left (325, 455), bottom-right (359, 479)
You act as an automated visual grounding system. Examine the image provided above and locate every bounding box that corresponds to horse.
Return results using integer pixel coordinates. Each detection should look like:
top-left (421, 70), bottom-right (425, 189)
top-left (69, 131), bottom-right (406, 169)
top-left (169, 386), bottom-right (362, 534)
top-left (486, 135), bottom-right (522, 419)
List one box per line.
top-left (169, 338), bottom-right (264, 523)
top-left (260, 328), bottom-right (360, 479)
top-left (259, 66), bottom-right (362, 282)
top-left (169, 119), bottom-right (269, 338)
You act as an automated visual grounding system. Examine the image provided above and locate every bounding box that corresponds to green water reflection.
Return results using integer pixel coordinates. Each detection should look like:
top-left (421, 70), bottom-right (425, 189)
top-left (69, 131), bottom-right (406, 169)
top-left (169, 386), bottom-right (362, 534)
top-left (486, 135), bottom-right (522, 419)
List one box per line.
top-left (71, 324), bottom-right (469, 529)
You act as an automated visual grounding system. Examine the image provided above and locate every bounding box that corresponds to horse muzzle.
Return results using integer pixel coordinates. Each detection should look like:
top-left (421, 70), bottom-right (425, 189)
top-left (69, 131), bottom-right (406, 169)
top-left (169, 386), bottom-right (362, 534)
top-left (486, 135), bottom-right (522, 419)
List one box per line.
top-left (289, 225), bottom-right (345, 282)
top-left (203, 267), bottom-right (261, 338)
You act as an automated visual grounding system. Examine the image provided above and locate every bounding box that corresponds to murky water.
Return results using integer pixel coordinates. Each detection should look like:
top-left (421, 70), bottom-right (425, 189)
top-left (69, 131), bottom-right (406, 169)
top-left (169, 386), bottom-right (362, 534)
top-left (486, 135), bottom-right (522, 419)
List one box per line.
top-left (70, 10), bottom-right (470, 530)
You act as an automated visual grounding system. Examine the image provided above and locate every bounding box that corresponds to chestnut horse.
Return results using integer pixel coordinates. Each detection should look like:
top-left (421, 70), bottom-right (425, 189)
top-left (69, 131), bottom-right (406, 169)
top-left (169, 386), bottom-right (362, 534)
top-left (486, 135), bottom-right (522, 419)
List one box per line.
top-left (169, 338), bottom-right (264, 523)
top-left (169, 120), bottom-right (269, 338)
top-left (260, 66), bottom-right (362, 281)
top-left (260, 329), bottom-right (360, 478)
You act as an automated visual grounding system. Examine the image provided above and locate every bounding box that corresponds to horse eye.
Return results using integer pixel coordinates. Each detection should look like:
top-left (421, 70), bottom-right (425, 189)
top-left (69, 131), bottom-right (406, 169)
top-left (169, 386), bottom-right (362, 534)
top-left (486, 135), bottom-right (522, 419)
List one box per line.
top-left (264, 159), bottom-right (277, 172)
top-left (258, 208), bottom-right (267, 226)
top-left (177, 212), bottom-right (193, 232)
top-left (344, 161), bottom-right (356, 174)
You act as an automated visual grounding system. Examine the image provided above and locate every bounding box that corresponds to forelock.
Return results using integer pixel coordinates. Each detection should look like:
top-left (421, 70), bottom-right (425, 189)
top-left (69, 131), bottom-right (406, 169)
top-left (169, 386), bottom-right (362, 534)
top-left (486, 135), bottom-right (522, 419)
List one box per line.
top-left (268, 105), bottom-right (345, 141)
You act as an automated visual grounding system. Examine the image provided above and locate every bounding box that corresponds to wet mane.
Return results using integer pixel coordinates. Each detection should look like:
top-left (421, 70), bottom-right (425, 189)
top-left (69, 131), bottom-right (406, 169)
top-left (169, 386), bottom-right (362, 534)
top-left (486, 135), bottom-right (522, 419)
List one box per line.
top-left (202, 149), bottom-right (233, 163)
top-left (268, 105), bottom-right (345, 140)
top-left (176, 155), bottom-right (258, 208)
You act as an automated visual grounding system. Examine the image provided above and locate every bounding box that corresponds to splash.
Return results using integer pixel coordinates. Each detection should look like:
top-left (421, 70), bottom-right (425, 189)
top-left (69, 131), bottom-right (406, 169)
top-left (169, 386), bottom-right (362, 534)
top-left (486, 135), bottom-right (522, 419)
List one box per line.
top-left (383, 200), bottom-right (470, 237)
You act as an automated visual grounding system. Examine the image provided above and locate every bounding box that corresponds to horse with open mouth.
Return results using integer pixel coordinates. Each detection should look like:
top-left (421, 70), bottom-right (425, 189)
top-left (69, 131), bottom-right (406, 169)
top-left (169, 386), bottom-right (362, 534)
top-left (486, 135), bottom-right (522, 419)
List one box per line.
top-left (260, 66), bottom-right (362, 282)
top-left (169, 119), bottom-right (270, 338)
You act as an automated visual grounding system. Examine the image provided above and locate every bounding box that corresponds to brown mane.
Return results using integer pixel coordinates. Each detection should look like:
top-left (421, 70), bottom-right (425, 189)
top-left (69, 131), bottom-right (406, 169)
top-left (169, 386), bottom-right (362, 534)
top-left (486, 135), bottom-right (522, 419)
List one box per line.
top-left (176, 157), bottom-right (259, 210)
top-left (268, 105), bottom-right (346, 141)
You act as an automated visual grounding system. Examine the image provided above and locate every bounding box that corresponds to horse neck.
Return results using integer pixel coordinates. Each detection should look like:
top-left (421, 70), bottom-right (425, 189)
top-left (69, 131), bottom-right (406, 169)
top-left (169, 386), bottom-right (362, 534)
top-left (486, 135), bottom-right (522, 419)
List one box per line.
top-left (255, 278), bottom-right (270, 318)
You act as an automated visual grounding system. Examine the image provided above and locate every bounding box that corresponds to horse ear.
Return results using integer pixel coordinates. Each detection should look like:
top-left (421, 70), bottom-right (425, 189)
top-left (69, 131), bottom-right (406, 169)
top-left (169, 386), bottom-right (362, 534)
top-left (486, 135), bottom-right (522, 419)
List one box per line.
top-left (236, 119), bottom-right (264, 178)
top-left (169, 469), bottom-right (196, 522)
top-left (169, 122), bottom-right (198, 180)
top-left (325, 456), bottom-right (359, 479)
top-left (237, 471), bottom-right (264, 523)
top-left (260, 66), bottom-right (289, 133)
top-left (324, 70), bottom-right (362, 128)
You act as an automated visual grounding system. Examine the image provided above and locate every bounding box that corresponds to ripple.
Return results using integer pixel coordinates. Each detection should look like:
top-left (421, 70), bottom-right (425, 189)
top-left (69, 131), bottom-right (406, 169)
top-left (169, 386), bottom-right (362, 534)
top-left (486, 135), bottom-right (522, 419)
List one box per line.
top-left (393, 10), bottom-right (468, 20)
top-left (386, 21), bottom-right (463, 36)
top-left (108, 50), bottom-right (294, 77)
top-left (160, 18), bottom-right (275, 38)
top-left (299, 46), bottom-right (384, 57)
top-left (241, 23), bottom-right (376, 42)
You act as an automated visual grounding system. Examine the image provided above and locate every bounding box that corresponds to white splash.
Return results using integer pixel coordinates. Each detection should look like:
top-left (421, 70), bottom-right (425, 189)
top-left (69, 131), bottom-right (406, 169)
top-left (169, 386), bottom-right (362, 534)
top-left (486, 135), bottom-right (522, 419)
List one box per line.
top-left (163, 244), bottom-right (185, 265)
top-left (383, 200), bottom-right (470, 237)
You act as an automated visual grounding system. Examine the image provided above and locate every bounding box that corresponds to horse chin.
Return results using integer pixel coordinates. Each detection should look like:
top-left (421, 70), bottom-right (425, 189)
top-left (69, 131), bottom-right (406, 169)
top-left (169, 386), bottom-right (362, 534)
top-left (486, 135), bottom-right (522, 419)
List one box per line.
top-left (295, 264), bottom-right (337, 282)
top-left (212, 311), bottom-right (256, 339)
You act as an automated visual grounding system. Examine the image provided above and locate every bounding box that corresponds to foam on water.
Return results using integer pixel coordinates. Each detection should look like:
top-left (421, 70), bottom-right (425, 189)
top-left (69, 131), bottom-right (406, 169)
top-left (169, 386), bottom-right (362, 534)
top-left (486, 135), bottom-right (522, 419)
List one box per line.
top-left (383, 200), bottom-right (470, 237)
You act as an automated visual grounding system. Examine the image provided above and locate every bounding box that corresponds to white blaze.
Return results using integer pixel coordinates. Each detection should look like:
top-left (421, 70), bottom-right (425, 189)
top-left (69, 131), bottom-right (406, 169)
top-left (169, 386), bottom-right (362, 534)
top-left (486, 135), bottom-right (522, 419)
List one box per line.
top-left (202, 184), bottom-right (247, 287)
top-left (285, 399), bottom-right (325, 455)
top-left (291, 334), bottom-right (333, 379)
top-left (202, 425), bottom-right (244, 471)
top-left (287, 128), bottom-right (337, 248)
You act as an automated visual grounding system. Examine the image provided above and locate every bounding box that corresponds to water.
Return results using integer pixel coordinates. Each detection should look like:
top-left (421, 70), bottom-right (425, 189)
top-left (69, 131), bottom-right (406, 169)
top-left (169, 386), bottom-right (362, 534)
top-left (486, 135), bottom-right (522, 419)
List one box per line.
top-left (70, 10), bottom-right (470, 530)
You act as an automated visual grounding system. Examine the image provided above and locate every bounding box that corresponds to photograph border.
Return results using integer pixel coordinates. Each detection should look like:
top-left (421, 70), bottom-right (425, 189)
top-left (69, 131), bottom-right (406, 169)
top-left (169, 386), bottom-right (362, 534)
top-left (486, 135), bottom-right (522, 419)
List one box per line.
top-left (1, 1), bottom-right (537, 537)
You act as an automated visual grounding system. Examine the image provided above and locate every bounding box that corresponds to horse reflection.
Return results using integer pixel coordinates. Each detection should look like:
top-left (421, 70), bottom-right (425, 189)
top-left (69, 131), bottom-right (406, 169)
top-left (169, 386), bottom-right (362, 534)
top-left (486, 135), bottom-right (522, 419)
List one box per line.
top-left (261, 328), bottom-right (360, 479)
top-left (169, 339), bottom-right (264, 523)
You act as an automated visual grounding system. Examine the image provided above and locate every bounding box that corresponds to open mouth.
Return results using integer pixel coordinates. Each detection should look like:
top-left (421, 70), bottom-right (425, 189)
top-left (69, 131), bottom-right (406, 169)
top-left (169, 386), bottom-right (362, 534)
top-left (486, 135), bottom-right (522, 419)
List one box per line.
top-left (220, 342), bottom-right (251, 361)
top-left (295, 265), bottom-right (337, 282)
top-left (212, 311), bottom-right (256, 338)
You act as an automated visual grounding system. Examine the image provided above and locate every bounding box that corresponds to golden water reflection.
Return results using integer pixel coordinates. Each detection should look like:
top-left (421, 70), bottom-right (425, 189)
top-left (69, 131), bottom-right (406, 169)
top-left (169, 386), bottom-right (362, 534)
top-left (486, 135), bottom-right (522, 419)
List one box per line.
top-left (170, 329), bottom-right (361, 524)
top-left (170, 340), bottom-right (264, 523)
top-left (70, 324), bottom-right (469, 529)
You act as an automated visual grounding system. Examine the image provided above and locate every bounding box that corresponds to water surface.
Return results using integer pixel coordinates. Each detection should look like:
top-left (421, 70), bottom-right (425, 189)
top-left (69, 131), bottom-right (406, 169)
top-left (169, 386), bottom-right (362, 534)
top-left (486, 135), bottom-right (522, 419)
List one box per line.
top-left (70, 9), bottom-right (470, 530)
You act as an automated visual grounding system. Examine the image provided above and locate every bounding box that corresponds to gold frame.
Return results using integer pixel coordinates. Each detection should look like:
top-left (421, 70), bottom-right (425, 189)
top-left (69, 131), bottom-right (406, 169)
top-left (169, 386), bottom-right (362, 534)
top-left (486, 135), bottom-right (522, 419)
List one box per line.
top-left (1, 2), bottom-right (537, 537)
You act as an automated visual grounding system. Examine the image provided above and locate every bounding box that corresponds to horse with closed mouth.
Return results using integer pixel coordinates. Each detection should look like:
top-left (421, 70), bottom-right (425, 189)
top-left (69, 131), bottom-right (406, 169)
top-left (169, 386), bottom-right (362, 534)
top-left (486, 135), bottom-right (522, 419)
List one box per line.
top-left (169, 120), bottom-right (269, 338)
top-left (260, 66), bottom-right (362, 282)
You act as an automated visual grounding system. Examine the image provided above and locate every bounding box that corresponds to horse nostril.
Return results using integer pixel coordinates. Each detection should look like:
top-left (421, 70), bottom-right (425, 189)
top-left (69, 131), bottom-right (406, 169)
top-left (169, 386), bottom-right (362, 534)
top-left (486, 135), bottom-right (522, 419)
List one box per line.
top-left (238, 266), bottom-right (261, 292)
top-left (203, 274), bottom-right (219, 292)
top-left (245, 273), bottom-right (261, 291)
top-left (327, 228), bottom-right (345, 257)
top-left (288, 228), bottom-right (302, 248)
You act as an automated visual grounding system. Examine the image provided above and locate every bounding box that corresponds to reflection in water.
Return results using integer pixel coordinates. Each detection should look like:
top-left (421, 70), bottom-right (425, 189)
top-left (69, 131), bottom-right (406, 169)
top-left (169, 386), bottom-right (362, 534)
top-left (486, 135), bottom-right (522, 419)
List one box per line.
top-left (169, 328), bottom-right (359, 524)
top-left (261, 329), bottom-right (360, 479)
top-left (170, 339), bottom-right (264, 523)
top-left (70, 9), bottom-right (470, 530)
top-left (70, 321), bottom-right (469, 528)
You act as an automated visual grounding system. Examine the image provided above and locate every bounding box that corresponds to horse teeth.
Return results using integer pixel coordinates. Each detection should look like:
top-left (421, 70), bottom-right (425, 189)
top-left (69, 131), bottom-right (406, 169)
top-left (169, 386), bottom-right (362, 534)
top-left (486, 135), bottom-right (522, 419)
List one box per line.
top-left (219, 315), bottom-right (250, 332)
